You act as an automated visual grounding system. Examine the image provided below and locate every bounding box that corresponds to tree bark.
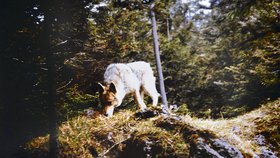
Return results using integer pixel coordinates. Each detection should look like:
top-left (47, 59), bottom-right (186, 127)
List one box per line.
top-left (150, 4), bottom-right (168, 109)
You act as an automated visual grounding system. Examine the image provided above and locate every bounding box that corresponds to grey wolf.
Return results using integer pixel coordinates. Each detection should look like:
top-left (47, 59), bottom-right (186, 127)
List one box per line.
top-left (98, 61), bottom-right (160, 117)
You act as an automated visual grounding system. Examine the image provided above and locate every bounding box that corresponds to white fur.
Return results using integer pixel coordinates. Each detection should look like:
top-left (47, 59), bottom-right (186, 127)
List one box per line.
top-left (104, 61), bottom-right (159, 114)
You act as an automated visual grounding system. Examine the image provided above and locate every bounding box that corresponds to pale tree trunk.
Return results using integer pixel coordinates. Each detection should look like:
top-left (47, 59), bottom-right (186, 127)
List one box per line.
top-left (150, 4), bottom-right (168, 109)
top-left (167, 17), bottom-right (171, 41)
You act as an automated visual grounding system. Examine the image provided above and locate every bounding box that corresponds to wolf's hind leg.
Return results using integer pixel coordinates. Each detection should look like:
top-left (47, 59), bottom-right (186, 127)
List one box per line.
top-left (140, 86), bottom-right (145, 99)
top-left (151, 93), bottom-right (159, 107)
top-left (134, 91), bottom-right (147, 111)
top-left (142, 83), bottom-right (159, 107)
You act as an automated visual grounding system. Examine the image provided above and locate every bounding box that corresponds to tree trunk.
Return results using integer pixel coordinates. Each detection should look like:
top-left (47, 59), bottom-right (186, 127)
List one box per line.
top-left (42, 2), bottom-right (58, 158)
top-left (150, 4), bottom-right (168, 109)
top-left (167, 17), bottom-right (171, 41)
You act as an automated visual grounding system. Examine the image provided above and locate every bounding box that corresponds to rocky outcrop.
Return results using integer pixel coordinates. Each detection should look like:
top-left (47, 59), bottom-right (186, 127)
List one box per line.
top-left (254, 134), bottom-right (278, 158)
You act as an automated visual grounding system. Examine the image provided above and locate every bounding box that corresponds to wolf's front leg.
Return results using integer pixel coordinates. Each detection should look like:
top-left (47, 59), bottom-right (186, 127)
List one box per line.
top-left (134, 91), bottom-right (147, 111)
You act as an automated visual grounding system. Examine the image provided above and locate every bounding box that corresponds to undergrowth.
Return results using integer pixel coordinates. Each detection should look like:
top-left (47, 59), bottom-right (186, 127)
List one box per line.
top-left (24, 98), bottom-right (280, 157)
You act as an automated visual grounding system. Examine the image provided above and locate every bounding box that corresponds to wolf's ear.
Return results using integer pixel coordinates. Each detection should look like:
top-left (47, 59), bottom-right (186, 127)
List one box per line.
top-left (109, 82), bottom-right (117, 93)
top-left (97, 82), bottom-right (105, 93)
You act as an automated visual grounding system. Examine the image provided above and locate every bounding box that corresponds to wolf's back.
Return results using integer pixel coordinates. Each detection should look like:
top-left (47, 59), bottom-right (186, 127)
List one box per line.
top-left (104, 61), bottom-right (153, 84)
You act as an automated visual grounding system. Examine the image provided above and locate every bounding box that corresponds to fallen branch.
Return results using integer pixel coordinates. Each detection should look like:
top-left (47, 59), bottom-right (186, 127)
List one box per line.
top-left (98, 135), bottom-right (131, 157)
top-left (56, 78), bottom-right (73, 92)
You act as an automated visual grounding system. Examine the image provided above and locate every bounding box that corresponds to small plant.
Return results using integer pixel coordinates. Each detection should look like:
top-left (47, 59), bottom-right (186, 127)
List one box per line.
top-left (175, 104), bottom-right (190, 115)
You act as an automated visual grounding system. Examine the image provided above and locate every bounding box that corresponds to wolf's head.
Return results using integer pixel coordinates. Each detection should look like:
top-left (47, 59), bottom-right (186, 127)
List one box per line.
top-left (97, 82), bottom-right (118, 117)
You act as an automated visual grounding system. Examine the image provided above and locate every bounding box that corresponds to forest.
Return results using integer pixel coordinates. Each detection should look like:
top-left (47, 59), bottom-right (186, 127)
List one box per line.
top-left (0, 0), bottom-right (279, 157)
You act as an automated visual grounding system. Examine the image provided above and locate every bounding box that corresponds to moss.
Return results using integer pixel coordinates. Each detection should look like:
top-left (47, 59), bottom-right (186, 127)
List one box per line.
top-left (59, 85), bottom-right (99, 119)
top-left (175, 104), bottom-right (190, 116)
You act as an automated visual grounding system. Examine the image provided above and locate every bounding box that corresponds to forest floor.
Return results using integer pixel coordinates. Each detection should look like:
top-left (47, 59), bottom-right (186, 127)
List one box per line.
top-left (23, 98), bottom-right (280, 157)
